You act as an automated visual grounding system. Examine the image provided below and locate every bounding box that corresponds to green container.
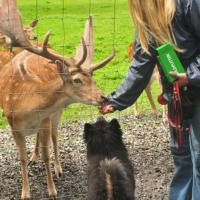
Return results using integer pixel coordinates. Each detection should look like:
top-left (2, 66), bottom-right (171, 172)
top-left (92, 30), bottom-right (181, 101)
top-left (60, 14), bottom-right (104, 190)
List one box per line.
top-left (156, 43), bottom-right (185, 83)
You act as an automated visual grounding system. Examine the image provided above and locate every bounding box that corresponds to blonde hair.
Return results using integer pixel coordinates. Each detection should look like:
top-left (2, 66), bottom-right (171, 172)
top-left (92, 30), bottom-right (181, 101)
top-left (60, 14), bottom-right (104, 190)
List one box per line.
top-left (128, 0), bottom-right (176, 53)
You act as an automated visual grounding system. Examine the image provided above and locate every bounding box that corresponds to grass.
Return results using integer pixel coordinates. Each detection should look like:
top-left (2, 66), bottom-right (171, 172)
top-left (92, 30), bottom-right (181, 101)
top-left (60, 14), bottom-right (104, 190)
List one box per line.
top-left (0, 0), bottom-right (162, 128)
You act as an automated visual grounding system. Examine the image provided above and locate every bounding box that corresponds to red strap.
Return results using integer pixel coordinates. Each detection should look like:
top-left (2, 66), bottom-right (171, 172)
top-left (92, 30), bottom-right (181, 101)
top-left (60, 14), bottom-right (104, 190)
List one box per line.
top-left (168, 81), bottom-right (183, 147)
top-left (157, 94), bottom-right (168, 105)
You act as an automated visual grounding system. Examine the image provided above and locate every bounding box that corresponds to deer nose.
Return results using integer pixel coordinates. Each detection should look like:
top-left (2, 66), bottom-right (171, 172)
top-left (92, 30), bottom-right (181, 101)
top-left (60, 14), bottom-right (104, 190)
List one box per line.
top-left (32, 36), bottom-right (37, 40)
top-left (100, 96), bottom-right (108, 104)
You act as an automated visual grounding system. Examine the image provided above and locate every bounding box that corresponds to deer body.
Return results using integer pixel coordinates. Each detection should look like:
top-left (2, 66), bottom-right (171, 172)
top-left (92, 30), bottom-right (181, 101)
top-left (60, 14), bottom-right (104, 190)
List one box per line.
top-left (1, 50), bottom-right (104, 135)
top-left (0, 48), bottom-right (22, 69)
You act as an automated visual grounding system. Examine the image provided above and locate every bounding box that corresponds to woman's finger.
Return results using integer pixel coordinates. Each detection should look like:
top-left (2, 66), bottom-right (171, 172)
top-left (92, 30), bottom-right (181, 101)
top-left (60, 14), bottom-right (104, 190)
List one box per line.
top-left (170, 71), bottom-right (179, 78)
top-left (99, 104), bottom-right (114, 114)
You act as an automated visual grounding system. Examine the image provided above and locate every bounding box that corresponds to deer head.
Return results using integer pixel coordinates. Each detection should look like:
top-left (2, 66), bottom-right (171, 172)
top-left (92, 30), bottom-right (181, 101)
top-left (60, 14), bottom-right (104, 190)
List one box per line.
top-left (23, 19), bottom-right (38, 40)
top-left (0, 19), bottom-right (38, 48)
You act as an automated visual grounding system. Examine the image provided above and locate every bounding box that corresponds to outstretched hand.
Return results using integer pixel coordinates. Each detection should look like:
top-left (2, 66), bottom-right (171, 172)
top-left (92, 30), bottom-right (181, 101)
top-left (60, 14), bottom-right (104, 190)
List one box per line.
top-left (170, 71), bottom-right (189, 87)
top-left (99, 104), bottom-right (114, 115)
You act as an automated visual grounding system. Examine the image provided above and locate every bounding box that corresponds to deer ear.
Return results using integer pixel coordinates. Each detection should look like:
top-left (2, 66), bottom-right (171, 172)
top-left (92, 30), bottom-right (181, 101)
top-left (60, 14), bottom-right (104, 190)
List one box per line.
top-left (110, 118), bottom-right (122, 134)
top-left (55, 60), bottom-right (69, 73)
top-left (84, 123), bottom-right (94, 143)
top-left (30, 19), bottom-right (38, 28)
top-left (55, 60), bottom-right (71, 83)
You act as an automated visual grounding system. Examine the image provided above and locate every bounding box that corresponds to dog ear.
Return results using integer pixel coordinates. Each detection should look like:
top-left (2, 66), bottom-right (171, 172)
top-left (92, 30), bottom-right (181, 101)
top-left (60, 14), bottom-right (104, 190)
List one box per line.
top-left (84, 123), bottom-right (93, 142)
top-left (110, 118), bottom-right (122, 134)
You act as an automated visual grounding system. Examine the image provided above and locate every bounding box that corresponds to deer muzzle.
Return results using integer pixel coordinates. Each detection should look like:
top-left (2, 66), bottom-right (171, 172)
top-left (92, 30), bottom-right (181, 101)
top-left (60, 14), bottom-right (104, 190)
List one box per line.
top-left (98, 96), bottom-right (109, 105)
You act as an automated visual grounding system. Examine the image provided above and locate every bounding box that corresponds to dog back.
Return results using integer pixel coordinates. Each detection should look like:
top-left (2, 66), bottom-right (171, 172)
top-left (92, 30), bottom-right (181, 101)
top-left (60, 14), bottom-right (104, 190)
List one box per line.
top-left (99, 158), bottom-right (135, 200)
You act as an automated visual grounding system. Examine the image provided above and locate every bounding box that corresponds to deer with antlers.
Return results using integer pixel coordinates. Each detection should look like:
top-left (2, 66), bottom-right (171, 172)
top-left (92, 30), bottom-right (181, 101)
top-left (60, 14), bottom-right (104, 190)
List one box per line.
top-left (0, 19), bottom-right (38, 70)
top-left (29, 13), bottom-right (103, 177)
top-left (0, 0), bottom-right (115, 199)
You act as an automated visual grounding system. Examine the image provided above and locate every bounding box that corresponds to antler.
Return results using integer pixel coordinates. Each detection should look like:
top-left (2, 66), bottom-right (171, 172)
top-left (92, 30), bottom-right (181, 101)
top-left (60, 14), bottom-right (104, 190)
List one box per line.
top-left (75, 16), bottom-right (115, 73)
top-left (76, 38), bottom-right (87, 67)
top-left (0, 0), bottom-right (72, 70)
top-left (90, 50), bottom-right (116, 72)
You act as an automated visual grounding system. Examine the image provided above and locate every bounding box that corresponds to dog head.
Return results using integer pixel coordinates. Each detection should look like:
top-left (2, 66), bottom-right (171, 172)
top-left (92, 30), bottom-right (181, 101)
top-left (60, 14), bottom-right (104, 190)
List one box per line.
top-left (84, 117), bottom-right (124, 156)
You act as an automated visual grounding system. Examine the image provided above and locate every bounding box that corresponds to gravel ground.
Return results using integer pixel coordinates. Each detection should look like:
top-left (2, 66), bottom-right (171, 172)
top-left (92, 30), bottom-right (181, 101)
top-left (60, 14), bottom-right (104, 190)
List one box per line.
top-left (0, 113), bottom-right (173, 200)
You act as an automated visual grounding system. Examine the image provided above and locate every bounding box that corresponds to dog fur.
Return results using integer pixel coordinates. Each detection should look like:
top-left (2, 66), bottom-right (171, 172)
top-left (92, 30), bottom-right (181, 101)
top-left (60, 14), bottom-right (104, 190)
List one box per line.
top-left (84, 117), bottom-right (135, 200)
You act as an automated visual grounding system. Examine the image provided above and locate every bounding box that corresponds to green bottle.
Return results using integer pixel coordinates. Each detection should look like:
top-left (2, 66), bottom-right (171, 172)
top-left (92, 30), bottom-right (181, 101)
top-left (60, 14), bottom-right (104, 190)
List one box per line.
top-left (156, 43), bottom-right (185, 83)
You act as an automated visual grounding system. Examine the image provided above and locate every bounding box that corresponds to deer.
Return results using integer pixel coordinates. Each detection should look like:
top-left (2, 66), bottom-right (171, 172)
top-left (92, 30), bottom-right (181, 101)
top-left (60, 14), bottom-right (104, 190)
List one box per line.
top-left (29, 13), bottom-right (100, 177)
top-left (0, 18), bottom-right (38, 49)
top-left (0, 0), bottom-right (115, 199)
top-left (0, 19), bottom-right (38, 70)
top-left (128, 42), bottom-right (163, 117)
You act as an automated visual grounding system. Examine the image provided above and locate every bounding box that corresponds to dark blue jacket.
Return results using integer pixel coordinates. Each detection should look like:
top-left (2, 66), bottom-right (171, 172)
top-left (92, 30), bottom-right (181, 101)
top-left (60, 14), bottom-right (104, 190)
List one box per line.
top-left (108, 0), bottom-right (200, 111)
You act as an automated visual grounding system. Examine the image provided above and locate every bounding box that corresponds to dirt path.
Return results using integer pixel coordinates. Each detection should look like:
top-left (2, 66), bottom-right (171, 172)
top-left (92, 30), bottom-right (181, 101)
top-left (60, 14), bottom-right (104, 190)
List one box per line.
top-left (0, 114), bottom-right (173, 200)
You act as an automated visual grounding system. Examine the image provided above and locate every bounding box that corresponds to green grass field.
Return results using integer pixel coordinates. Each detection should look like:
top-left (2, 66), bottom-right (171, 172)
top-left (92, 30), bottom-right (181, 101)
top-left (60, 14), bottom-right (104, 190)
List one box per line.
top-left (0, 0), bottom-right (162, 128)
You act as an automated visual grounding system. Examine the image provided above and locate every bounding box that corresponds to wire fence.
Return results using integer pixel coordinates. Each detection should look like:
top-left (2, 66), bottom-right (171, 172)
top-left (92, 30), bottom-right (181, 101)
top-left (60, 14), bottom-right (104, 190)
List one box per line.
top-left (0, 0), bottom-right (169, 199)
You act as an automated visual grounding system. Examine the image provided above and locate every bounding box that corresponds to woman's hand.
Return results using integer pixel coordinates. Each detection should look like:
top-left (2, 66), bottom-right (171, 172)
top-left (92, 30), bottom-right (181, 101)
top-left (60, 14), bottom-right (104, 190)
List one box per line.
top-left (170, 71), bottom-right (189, 87)
top-left (99, 104), bottom-right (114, 115)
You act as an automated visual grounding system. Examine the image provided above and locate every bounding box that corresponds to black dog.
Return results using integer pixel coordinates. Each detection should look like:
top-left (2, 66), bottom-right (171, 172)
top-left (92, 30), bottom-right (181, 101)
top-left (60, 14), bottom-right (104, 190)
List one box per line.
top-left (84, 117), bottom-right (135, 200)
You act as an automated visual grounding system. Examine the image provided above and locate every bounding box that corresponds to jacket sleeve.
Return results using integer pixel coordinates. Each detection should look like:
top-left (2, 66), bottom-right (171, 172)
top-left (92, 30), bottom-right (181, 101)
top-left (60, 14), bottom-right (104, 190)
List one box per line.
top-left (187, 55), bottom-right (200, 87)
top-left (108, 39), bottom-right (156, 111)
top-left (184, 0), bottom-right (200, 39)
top-left (184, 0), bottom-right (200, 86)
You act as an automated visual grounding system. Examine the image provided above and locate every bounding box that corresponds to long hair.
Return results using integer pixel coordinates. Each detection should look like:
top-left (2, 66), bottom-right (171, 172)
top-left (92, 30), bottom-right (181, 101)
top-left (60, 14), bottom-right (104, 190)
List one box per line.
top-left (128, 0), bottom-right (176, 53)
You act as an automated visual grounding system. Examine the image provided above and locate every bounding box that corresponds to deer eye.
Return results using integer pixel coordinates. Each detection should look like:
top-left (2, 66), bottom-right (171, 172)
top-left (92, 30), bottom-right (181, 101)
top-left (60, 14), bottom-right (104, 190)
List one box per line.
top-left (73, 78), bottom-right (82, 85)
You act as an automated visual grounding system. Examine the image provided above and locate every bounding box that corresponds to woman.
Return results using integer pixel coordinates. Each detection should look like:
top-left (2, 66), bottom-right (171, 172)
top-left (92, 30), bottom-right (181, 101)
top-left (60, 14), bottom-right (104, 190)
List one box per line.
top-left (100, 0), bottom-right (200, 199)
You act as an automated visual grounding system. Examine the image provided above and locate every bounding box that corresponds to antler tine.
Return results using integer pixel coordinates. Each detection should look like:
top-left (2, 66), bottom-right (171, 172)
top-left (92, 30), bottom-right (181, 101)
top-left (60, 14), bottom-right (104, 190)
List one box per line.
top-left (76, 37), bottom-right (87, 67)
top-left (43, 30), bottom-right (51, 50)
top-left (90, 50), bottom-right (116, 72)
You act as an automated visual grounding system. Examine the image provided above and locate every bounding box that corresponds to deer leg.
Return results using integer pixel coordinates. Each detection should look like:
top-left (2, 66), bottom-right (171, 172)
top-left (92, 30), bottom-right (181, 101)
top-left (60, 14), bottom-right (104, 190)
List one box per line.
top-left (30, 133), bottom-right (40, 164)
top-left (162, 105), bottom-right (167, 122)
top-left (40, 118), bottom-right (57, 197)
top-left (145, 84), bottom-right (157, 115)
top-left (51, 111), bottom-right (63, 178)
top-left (12, 132), bottom-right (30, 199)
top-left (133, 102), bottom-right (139, 116)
